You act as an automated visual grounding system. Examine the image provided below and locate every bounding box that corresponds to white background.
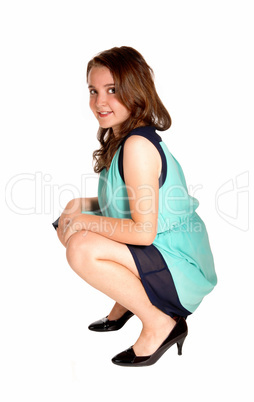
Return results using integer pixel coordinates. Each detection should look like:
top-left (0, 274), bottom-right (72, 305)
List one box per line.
top-left (1, 0), bottom-right (253, 401)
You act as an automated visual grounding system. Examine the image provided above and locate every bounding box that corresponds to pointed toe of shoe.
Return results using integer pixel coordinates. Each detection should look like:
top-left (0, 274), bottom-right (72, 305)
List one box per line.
top-left (88, 317), bottom-right (108, 332)
top-left (88, 311), bottom-right (134, 332)
top-left (112, 347), bottom-right (152, 367)
top-left (112, 347), bottom-right (137, 366)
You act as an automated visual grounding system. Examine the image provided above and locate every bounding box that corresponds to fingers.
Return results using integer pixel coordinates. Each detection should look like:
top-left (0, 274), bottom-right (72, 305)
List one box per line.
top-left (56, 215), bottom-right (71, 246)
top-left (63, 220), bottom-right (84, 246)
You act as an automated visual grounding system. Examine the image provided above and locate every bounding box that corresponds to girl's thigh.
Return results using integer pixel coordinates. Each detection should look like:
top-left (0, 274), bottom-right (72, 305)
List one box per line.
top-left (67, 230), bottom-right (140, 278)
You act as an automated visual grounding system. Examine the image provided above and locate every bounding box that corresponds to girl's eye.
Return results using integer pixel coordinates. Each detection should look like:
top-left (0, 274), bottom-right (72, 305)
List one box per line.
top-left (89, 89), bottom-right (96, 95)
top-left (108, 87), bottom-right (115, 94)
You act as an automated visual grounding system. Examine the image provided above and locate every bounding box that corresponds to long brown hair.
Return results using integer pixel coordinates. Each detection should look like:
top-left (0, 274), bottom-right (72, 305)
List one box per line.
top-left (87, 46), bottom-right (171, 173)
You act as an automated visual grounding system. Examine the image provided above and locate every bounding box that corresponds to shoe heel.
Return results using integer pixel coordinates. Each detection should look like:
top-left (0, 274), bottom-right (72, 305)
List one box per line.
top-left (177, 337), bottom-right (186, 355)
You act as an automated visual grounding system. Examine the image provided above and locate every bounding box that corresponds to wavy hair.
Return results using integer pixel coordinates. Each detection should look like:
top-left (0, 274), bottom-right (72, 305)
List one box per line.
top-left (87, 46), bottom-right (171, 173)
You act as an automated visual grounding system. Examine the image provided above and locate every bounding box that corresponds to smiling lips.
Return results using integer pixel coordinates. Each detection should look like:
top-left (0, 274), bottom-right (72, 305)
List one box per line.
top-left (98, 111), bottom-right (113, 118)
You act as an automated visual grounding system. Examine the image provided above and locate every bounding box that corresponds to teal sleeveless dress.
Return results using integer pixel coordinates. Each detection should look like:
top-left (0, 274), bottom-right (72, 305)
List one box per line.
top-left (82, 126), bottom-right (217, 318)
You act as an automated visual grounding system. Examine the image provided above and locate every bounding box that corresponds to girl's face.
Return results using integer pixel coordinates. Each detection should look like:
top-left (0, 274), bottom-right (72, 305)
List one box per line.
top-left (88, 66), bottom-right (130, 135)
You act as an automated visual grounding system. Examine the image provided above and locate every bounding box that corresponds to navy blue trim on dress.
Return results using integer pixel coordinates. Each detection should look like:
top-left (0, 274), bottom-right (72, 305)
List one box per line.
top-left (126, 243), bottom-right (191, 318)
top-left (118, 126), bottom-right (167, 188)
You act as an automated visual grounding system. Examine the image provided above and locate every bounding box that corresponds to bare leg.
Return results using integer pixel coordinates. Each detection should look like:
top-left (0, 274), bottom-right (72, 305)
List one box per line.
top-left (66, 231), bottom-right (176, 356)
top-left (56, 201), bottom-right (128, 322)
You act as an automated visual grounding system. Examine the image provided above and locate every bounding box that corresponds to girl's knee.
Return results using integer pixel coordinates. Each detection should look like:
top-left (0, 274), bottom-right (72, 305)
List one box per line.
top-left (66, 231), bottom-right (96, 271)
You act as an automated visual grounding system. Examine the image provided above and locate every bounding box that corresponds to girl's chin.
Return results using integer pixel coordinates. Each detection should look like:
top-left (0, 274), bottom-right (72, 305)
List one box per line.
top-left (99, 124), bottom-right (111, 129)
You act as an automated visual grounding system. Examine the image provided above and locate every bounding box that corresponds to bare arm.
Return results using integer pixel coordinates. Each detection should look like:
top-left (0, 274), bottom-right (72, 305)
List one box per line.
top-left (63, 136), bottom-right (161, 247)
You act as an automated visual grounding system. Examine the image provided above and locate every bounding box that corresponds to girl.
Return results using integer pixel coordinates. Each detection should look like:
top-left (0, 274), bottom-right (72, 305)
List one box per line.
top-left (54, 46), bottom-right (217, 367)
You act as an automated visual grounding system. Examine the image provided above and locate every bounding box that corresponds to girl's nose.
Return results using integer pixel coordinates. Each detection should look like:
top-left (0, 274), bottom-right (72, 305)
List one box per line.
top-left (96, 93), bottom-right (107, 107)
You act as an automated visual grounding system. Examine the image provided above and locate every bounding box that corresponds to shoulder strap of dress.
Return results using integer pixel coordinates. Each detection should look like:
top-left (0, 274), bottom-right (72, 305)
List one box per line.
top-left (118, 126), bottom-right (167, 188)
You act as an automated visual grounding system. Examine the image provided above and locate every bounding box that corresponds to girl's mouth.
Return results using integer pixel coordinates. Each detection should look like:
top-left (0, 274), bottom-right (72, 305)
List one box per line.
top-left (98, 111), bottom-right (113, 118)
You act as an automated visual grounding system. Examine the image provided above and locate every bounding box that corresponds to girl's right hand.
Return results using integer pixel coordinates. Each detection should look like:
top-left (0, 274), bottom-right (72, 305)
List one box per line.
top-left (56, 197), bottom-right (99, 246)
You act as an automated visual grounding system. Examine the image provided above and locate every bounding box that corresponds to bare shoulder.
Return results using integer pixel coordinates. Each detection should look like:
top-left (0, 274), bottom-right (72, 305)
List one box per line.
top-left (123, 135), bottom-right (161, 177)
top-left (124, 135), bottom-right (160, 161)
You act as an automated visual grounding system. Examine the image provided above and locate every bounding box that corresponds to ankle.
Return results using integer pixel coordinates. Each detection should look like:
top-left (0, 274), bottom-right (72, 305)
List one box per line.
top-left (142, 308), bottom-right (175, 332)
top-left (108, 304), bottom-right (128, 321)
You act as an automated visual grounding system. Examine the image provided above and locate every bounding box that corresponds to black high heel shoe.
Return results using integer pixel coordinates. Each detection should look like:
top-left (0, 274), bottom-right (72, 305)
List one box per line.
top-left (88, 310), bottom-right (134, 332)
top-left (111, 316), bottom-right (188, 367)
